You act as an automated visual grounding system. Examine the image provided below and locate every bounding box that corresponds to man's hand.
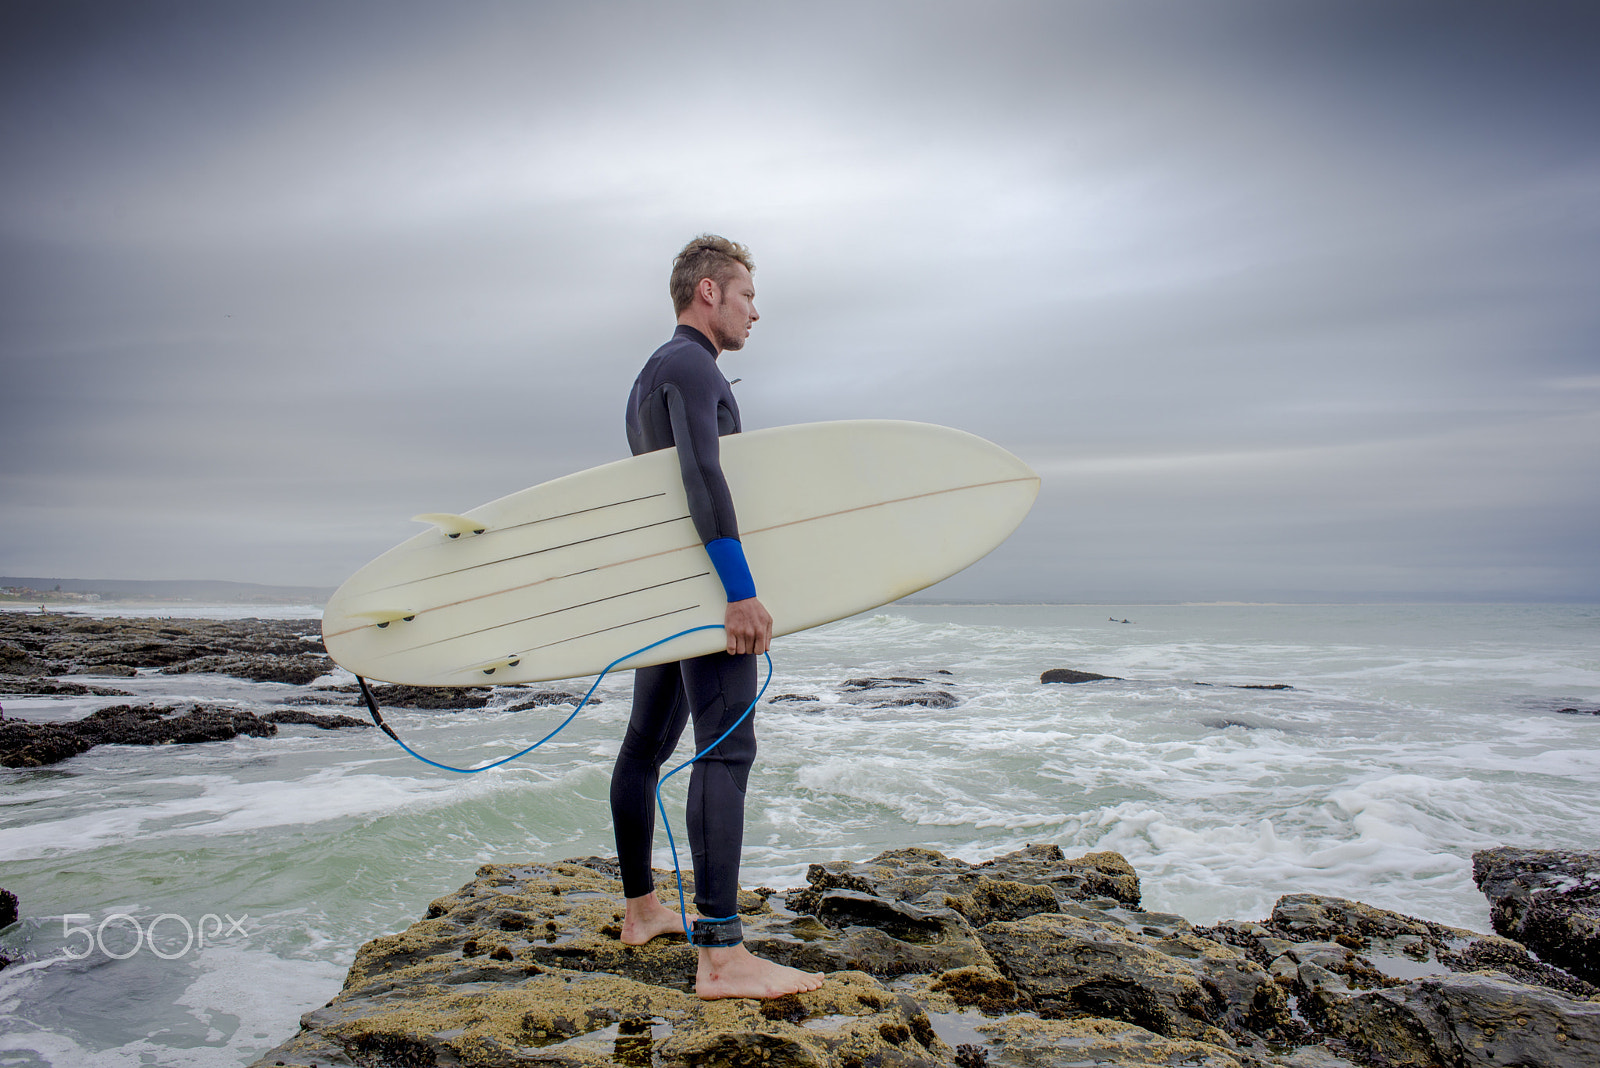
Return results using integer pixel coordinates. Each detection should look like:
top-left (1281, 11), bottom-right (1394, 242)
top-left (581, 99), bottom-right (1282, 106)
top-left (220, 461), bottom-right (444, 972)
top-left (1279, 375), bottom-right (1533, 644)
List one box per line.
top-left (724, 597), bottom-right (773, 656)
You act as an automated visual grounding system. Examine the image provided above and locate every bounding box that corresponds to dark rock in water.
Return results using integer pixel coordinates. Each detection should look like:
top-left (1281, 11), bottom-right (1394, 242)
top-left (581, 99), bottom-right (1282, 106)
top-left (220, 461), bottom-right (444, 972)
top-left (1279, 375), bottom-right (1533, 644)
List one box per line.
top-left (0, 887), bottom-right (15, 972)
top-left (71, 664), bottom-right (140, 678)
top-left (847, 689), bottom-right (959, 710)
top-left (0, 720), bottom-right (94, 766)
top-left (163, 654), bottom-right (332, 685)
top-left (367, 684), bottom-right (492, 710)
top-left (841, 676), bottom-right (931, 691)
top-left (1556, 706), bottom-right (1600, 716)
top-left (768, 693), bottom-right (819, 704)
top-left (263, 709), bottom-right (371, 729)
top-left (1, 704), bottom-right (278, 767)
top-left (75, 704), bottom-right (277, 747)
top-left (250, 847), bottom-right (1600, 1068)
top-left (1473, 846), bottom-right (1600, 987)
top-left (1234, 683), bottom-right (1293, 690)
top-left (0, 641), bottom-right (43, 676)
top-left (503, 689), bottom-right (600, 711)
top-left (0, 613), bottom-right (324, 674)
top-left (0, 675), bottom-right (133, 697)
top-left (1040, 668), bottom-right (1121, 684)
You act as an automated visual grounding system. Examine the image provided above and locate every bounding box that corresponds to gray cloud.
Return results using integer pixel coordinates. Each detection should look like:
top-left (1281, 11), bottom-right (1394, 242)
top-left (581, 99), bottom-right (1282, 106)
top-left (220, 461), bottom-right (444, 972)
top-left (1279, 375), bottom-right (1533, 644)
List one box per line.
top-left (3, 2), bottom-right (1597, 600)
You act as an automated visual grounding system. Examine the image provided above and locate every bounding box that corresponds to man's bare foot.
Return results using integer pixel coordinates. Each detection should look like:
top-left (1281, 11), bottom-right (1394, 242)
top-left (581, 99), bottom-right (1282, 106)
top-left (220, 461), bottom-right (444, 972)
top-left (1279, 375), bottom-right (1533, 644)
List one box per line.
top-left (696, 944), bottom-right (825, 1000)
top-left (620, 892), bottom-right (695, 946)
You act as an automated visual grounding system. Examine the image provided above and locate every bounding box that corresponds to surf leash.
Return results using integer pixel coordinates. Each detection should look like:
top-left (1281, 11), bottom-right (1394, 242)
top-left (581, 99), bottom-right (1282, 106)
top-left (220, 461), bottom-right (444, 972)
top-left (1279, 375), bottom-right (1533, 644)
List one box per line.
top-left (356, 623), bottom-right (773, 940)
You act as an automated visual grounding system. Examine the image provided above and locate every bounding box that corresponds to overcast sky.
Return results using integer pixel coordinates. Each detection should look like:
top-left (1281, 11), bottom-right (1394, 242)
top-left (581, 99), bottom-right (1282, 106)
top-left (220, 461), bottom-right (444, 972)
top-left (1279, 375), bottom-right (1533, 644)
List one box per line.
top-left (3, 2), bottom-right (1597, 603)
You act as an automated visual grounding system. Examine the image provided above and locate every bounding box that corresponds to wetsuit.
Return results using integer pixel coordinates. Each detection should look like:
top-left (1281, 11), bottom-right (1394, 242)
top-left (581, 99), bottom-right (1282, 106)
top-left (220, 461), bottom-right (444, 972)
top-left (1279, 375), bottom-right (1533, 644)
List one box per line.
top-left (610, 324), bottom-right (756, 946)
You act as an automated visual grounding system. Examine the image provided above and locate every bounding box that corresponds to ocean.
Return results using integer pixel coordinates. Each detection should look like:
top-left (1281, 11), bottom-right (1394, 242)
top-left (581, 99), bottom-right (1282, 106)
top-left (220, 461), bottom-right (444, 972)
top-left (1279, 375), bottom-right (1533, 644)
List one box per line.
top-left (1, 602), bottom-right (1596, 1066)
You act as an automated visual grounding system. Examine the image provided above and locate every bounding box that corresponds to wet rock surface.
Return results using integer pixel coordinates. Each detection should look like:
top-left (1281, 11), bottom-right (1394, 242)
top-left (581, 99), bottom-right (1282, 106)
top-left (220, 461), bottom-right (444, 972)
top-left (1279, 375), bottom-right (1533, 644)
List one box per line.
top-left (0, 612), bottom-right (328, 676)
top-left (0, 674), bottom-right (133, 697)
top-left (770, 673), bottom-right (962, 712)
top-left (263, 709), bottom-right (373, 729)
top-left (0, 703), bottom-right (280, 767)
top-left (0, 887), bottom-right (15, 972)
top-left (1472, 847), bottom-right (1600, 987)
top-left (161, 653), bottom-right (333, 685)
top-left (1040, 668), bottom-right (1121, 684)
top-left (0, 615), bottom-right (609, 765)
top-left (365, 684), bottom-right (495, 710)
top-left (252, 845), bottom-right (1600, 1067)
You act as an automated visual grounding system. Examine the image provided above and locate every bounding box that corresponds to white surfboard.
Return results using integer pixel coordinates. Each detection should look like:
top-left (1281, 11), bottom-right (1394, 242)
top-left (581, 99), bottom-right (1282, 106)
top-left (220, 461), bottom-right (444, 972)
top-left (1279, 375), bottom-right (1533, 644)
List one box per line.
top-left (322, 420), bottom-right (1038, 686)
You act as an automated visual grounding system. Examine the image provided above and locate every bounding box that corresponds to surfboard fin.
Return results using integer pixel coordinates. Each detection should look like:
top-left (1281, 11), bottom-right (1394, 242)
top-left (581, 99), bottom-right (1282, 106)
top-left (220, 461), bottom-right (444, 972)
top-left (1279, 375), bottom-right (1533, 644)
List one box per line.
top-left (349, 608), bottom-right (419, 628)
top-left (469, 654), bottom-right (523, 676)
top-left (414, 513), bottom-right (488, 539)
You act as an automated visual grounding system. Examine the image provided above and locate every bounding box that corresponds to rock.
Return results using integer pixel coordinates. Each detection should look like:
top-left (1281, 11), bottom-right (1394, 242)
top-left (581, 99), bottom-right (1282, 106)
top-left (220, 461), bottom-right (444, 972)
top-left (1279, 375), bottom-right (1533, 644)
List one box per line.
top-left (0, 641), bottom-right (43, 675)
top-left (71, 664), bottom-right (139, 678)
top-left (1555, 707), bottom-right (1600, 716)
top-left (1300, 969), bottom-right (1600, 1068)
top-left (1473, 847), bottom-right (1600, 987)
top-left (0, 704), bottom-right (278, 767)
top-left (163, 654), bottom-right (333, 685)
top-left (1040, 668), bottom-right (1121, 684)
top-left (789, 844), bottom-right (1142, 913)
top-left (504, 690), bottom-right (601, 711)
top-left (0, 614), bottom-right (324, 674)
top-left (841, 677), bottom-right (934, 691)
top-left (837, 677), bottom-right (960, 709)
top-left (263, 710), bottom-right (372, 729)
top-left (367, 684), bottom-right (493, 710)
top-left (250, 849), bottom-right (1600, 1068)
top-left (0, 887), bottom-right (14, 973)
top-left (976, 910), bottom-right (1293, 1047)
top-left (845, 689), bottom-right (959, 710)
top-left (1204, 893), bottom-right (1595, 999)
top-left (0, 720), bottom-right (94, 766)
top-left (0, 675), bottom-right (133, 697)
top-left (974, 1016), bottom-right (1260, 1068)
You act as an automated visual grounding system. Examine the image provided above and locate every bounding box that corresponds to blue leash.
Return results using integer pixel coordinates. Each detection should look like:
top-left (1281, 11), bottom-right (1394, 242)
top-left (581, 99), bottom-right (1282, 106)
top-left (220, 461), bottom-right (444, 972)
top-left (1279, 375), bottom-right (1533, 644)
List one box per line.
top-left (356, 624), bottom-right (772, 939)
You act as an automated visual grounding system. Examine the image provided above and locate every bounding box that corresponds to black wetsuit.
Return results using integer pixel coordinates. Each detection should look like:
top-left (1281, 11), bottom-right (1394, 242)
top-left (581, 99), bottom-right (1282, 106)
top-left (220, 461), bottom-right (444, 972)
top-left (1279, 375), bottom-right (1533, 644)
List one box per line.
top-left (610, 325), bottom-right (757, 940)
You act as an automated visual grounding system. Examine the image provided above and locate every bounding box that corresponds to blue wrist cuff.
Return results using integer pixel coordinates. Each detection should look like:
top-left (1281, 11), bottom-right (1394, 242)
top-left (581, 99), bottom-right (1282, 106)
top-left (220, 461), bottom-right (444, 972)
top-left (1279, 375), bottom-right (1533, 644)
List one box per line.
top-left (704, 538), bottom-right (758, 603)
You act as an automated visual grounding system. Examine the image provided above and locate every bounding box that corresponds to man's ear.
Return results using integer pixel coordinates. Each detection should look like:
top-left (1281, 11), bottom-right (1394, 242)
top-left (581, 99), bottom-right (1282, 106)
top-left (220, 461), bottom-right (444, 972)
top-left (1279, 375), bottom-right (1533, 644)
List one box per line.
top-left (697, 276), bottom-right (719, 306)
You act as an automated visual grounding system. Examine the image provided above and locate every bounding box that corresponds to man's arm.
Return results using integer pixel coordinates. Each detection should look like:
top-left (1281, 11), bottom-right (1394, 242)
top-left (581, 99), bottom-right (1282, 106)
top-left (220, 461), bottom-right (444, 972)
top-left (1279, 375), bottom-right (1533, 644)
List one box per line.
top-left (660, 361), bottom-right (773, 656)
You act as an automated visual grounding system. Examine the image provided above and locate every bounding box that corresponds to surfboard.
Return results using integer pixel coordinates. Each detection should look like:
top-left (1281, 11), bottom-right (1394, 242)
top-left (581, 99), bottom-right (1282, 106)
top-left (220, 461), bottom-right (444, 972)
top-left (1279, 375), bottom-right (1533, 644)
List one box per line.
top-left (322, 420), bottom-right (1038, 686)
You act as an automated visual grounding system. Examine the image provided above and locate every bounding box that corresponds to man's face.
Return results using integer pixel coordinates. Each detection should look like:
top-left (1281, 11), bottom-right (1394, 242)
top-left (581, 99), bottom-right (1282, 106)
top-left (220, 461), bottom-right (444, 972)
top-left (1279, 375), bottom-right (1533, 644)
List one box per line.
top-left (709, 264), bottom-right (759, 352)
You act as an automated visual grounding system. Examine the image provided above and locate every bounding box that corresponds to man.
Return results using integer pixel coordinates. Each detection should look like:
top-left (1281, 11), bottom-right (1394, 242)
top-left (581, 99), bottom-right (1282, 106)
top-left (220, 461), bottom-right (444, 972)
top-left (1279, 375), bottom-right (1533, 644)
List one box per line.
top-left (610, 235), bottom-right (823, 1000)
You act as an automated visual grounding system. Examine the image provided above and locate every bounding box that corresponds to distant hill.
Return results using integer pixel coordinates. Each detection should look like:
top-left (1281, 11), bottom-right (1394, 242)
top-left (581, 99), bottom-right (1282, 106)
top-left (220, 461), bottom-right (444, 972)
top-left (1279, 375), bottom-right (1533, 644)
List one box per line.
top-left (0, 577), bottom-right (335, 604)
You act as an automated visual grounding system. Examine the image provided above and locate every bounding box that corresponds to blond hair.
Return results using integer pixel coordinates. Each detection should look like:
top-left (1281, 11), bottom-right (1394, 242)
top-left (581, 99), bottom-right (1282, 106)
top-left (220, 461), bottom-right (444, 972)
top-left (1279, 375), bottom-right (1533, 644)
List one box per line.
top-left (670, 234), bottom-right (754, 315)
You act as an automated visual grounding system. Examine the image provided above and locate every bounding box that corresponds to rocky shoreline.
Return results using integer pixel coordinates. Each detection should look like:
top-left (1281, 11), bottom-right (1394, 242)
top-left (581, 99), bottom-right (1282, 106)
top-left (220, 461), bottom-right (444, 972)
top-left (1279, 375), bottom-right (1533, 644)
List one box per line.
top-left (0, 614), bottom-right (599, 767)
top-left (248, 845), bottom-right (1600, 1068)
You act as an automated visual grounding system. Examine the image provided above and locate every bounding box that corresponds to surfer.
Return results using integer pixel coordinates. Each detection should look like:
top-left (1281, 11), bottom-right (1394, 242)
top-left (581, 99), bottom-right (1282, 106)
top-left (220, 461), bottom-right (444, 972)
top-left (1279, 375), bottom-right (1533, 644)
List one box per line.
top-left (610, 235), bottom-right (823, 999)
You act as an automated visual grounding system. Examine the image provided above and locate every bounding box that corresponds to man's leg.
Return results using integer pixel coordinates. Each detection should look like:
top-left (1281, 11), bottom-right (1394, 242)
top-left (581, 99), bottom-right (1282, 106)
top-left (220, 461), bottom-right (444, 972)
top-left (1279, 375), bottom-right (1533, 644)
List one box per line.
top-left (680, 650), bottom-right (758, 923)
top-left (610, 662), bottom-right (694, 944)
top-left (680, 650), bottom-right (822, 998)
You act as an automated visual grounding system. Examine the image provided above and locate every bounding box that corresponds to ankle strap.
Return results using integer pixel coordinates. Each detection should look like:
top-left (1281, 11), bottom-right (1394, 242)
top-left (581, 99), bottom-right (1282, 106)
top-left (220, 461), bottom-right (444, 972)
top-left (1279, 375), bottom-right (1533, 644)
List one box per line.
top-left (691, 916), bottom-right (742, 947)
